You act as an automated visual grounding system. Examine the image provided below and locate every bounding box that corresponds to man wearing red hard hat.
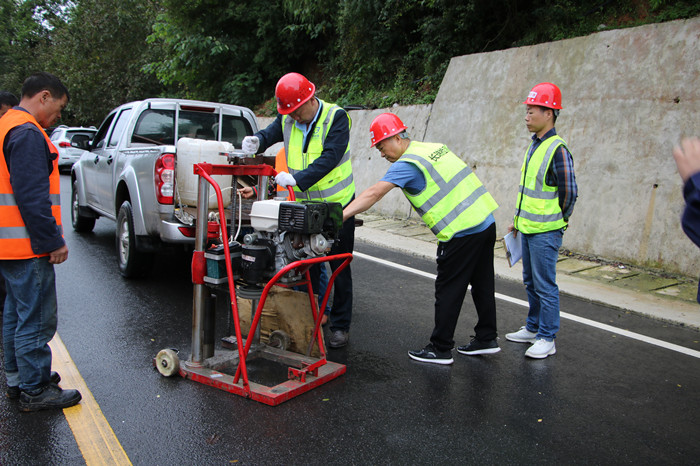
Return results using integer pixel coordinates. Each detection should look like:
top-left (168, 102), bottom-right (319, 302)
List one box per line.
top-left (343, 113), bottom-right (501, 365)
top-left (505, 82), bottom-right (578, 359)
top-left (241, 72), bottom-right (355, 348)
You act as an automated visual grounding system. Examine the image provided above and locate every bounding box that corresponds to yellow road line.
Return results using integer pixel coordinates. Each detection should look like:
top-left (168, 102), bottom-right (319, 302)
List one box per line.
top-left (49, 333), bottom-right (132, 466)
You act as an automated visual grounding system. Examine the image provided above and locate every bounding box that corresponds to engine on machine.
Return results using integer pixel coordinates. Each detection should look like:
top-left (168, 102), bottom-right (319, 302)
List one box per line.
top-left (237, 199), bottom-right (343, 286)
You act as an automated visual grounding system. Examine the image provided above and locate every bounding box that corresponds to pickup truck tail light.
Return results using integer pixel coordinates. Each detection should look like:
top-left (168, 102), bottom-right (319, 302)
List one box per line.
top-left (155, 153), bottom-right (175, 204)
top-left (58, 141), bottom-right (72, 147)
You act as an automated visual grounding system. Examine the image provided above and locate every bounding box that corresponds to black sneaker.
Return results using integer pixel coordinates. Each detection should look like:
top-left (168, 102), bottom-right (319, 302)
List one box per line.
top-left (457, 338), bottom-right (501, 356)
top-left (6, 371), bottom-right (61, 400)
top-left (329, 330), bottom-right (349, 348)
top-left (408, 344), bottom-right (454, 365)
top-left (18, 384), bottom-right (81, 412)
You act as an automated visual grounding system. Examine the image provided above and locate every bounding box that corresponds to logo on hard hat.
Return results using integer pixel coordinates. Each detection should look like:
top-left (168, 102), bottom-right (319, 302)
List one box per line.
top-left (527, 91), bottom-right (538, 100)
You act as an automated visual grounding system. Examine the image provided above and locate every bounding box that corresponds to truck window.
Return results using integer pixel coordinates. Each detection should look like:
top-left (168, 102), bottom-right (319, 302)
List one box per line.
top-left (178, 110), bottom-right (218, 141)
top-left (108, 108), bottom-right (133, 148)
top-left (220, 115), bottom-right (252, 147)
top-left (92, 113), bottom-right (117, 150)
top-left (131, 107), bottom-right (253, 147)
top-left (132, 109), bottom-right (174, 145)
top-left (176, 110), bottom-right (252, 147)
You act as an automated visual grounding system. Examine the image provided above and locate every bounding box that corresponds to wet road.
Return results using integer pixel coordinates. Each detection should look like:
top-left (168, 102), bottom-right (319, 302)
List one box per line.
top-left (2, 174), bottom-right (700, 464)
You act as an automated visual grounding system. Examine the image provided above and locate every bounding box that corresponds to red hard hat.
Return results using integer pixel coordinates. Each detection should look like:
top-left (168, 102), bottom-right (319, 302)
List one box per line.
top-left (369, 113), bottom-right (407, 147)
top-left (523, 82), bottom-right (563, 110)
top-left (275, 72), bottom-right (315, 115)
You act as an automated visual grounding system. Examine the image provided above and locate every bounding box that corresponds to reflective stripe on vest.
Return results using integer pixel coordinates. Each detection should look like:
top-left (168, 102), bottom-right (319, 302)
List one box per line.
top-left (282, 99), bottom-right (355, 205)
top-left (513, 135), bottom-right (569, 234)
top-left (0, 109), bottom-right (62, 259)
top-left (399, 142), bottom-right (498, 242)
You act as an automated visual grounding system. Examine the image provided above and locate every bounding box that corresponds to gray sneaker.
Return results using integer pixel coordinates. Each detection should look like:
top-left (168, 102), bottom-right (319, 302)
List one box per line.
top-left (19, 384), bottom-right (81, 412)
top-left (329, 330), bottom-right (349, 348)
top-left (505, 326), bottom-right (537, 343)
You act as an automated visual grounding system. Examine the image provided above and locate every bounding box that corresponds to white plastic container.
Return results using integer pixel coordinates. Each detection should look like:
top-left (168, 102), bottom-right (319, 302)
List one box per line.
top-left (176, 137), bottom-right (234, 208)
top-left (249, 200), bottom-right (283, 232)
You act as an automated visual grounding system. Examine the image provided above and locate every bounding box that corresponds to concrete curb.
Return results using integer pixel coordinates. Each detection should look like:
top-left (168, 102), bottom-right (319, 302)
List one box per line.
top-left (354, 215), bottom-right (700, 330)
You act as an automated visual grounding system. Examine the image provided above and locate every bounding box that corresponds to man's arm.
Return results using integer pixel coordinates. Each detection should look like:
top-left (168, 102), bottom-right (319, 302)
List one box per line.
top-left (681, 172), bottom-right (700, 248)
top-left (6, 126), bottom-right (65, 255)
top-left (254, 114), bottom-right (284, 154)
top-left (549, 145), bottom-right (577, 220)
top-left (342, 181), bottom-right (396, 221)
top-left (294, 109), bottom-right (350, 191)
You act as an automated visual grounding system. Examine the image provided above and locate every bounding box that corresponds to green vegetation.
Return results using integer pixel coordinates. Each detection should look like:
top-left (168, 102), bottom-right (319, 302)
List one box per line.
top-left (0, 0), bottom-right (697, 125)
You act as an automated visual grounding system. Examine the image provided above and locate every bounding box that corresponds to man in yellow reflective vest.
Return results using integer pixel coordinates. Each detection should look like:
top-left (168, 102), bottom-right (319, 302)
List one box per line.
top-left (0, 73), bottom-right (82, 411)
top-left (343, 113), bottom-right (500, 365)
top-left (505, 82), bottom-right (578, 359)
top-left (241, 72), bottom-right (355, 348)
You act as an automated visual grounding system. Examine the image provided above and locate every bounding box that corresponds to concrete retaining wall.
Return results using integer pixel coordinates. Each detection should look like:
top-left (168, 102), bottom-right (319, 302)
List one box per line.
top-left (258, 17), bottom-right (700, 277)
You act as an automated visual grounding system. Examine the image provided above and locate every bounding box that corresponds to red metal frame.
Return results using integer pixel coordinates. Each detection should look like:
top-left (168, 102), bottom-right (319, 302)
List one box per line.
top-left (179, 163), bottom-right (350, 405)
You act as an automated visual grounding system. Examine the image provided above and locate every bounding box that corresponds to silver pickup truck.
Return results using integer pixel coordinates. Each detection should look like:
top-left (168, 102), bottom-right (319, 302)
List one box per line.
top-left (70, 98), bottom-right (259, 277)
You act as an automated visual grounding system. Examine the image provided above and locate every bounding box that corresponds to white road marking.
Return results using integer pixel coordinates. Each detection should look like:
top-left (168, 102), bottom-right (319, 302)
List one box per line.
top-left (354, 251), bottom-right (700, 359)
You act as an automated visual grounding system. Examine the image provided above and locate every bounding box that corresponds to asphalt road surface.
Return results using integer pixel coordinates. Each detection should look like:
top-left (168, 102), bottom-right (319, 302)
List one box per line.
top-left (1, 174), bottom-right (699, 465)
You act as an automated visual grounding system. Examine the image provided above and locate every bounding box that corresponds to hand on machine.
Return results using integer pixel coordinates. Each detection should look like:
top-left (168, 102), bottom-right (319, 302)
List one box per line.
top-left (274, 171), bottom-right (296, 187)
top-left (241, 136), bottom-right (260, 155)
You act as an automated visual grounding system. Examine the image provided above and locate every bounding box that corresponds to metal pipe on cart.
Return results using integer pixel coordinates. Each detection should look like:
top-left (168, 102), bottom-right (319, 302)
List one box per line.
top-left (193, 163), bottom-right (251, 390)
top-left (258, 175), bottom-right (268, 201)
top-left (191, 175), bottom-right (212, 364)
top-left (202, 292), bottom-right (217, 359)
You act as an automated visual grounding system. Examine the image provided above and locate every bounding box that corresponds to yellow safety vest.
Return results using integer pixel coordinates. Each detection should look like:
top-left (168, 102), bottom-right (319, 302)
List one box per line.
top-left (282, 99), bottom-right (355, 206)
top-left (399, 141), bottom-right (498, 242)
top-left (0, 109), bottom-right (62, 259)
top-left (514, 135), bottom-right (569, 234)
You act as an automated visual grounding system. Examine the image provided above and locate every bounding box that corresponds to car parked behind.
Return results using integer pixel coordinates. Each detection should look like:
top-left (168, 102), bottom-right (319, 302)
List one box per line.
top-left (50, 125), bottom-right (97, 170)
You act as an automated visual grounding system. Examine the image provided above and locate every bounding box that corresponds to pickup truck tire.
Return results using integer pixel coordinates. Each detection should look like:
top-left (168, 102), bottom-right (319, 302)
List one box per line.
top-left (71, 181), bottom-right (96, 232)
top-left (116, 200), bottom-right (153, 278)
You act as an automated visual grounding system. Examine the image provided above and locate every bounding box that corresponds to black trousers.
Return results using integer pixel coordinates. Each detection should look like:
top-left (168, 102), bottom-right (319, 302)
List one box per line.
top-left (430, 222), bottom-right (497, 352)
top-left (310, 214), bottom-right (355, 332)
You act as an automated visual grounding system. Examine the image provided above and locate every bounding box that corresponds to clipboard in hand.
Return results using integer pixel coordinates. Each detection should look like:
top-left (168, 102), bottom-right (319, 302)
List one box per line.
top-left (502, 231), bottom-right (522, 267)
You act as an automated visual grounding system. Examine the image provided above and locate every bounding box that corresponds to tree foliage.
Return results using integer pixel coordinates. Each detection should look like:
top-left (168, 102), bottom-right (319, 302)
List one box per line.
top-left (0, 0), bottom-right (64, 96)
top-left (0, 0), bottom-right (698, 124)
top-left (45, 0), bottom-right (165, 124)
top-left (143, 0), bottom-right (329, 109)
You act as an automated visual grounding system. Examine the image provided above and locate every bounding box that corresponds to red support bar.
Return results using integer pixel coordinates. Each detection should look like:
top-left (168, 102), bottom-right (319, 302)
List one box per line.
top-left (232, 253), bottom-right (352, 384)
top-left (194, 163), bottom-right (276, 177)
top-left (191, 251), bottom-right (206, 285)
top-left (190, 161), bottom-right (347, 403)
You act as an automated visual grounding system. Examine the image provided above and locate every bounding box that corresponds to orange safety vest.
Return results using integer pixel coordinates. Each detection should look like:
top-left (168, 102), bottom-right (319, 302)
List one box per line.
top-left (0, 109), bottom-right (62, 259)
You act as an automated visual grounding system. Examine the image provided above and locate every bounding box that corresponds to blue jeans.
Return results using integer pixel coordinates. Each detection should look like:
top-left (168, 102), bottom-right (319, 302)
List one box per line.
top-left (309, 215), bottom-right (354, 332)
top-left (521, 229), bottom-right (563, 341)
top-left (0, 257), bottom-right (58, 392)
top-left (318, 263), bottom-right (331, 315)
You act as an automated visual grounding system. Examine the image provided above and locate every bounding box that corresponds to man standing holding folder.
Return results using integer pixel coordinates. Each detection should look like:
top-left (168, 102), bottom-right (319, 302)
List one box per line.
top-left (505, 82), bottom-right (578, 359)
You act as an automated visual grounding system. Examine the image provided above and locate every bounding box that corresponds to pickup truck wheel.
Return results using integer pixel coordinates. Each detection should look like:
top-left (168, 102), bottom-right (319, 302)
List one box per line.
top-left (116, 200), bottom-right (153, 278)
top-left (71, 181), bottom-right (95, 232)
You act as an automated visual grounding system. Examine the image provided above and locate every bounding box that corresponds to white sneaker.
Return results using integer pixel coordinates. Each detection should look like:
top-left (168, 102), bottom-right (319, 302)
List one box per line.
top-left (505, 326), bottom-right (537, 343)
top-left (525, 339), bottom-right (556, 359)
